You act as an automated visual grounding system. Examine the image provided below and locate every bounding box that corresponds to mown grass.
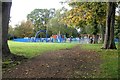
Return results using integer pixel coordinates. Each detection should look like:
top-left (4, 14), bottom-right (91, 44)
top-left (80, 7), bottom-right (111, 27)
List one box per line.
top-left (8, 41), bottom-right (77, 58)
top-left (81, 44), bottom-right (118, 78)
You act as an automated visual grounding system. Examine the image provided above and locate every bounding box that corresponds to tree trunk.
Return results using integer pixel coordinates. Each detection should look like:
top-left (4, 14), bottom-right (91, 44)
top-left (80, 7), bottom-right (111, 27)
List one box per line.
top-left (108, 3), bottom-right (117, 49)
top-left (100, 24), bottom-right (105, 43)
top-left (2, 2), bottom-right (12, 58)
top-left (92, 16), bottom-right (98, 44)
top-left (103, 2), bottom-right (113, 49)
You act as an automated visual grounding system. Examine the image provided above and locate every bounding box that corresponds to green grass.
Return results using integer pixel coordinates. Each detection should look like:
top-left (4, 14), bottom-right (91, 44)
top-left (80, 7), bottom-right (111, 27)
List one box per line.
top-left (81, 44), bottom-right (118, 78)
top-left (8, 41), bottom-right (77, 58)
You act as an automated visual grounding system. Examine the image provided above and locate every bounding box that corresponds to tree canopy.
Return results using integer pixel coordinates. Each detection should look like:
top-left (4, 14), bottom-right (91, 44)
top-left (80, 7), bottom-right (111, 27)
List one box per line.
top-left (27, 8), bottom-right (55, 32)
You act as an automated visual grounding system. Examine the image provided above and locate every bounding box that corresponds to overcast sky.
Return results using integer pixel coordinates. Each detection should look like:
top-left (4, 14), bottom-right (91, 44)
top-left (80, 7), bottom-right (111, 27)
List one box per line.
top-left (9, 0), bottom-right (68, 27)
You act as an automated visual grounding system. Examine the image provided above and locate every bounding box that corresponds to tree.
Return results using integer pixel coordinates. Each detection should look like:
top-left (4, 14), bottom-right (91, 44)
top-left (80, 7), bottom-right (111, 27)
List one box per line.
top-left (8, 25), bottom-right (15, 39)
top-left (47, 9), bottom-right (66, 34)
top-left (108, 2), bottom-right (117, 49)
top-left (8, 25), bottom-right (14, 35)
top-left (115, 15), bottom-right (120, 39)
top-left (103, 2), bottom-right (117, 49)
top-left (47, 8), bottom-right (78, 38)
top-left (2, 2), bottom-right (12, 58)
top-left (2, 1), bottom-right (28, 62)
top-left (66, 2), bottom-right (117, 48)
top-left (62, 2), bottom-right (107, 43)
top-left (47, 17), bottom-right (62, 35)
top-left (47, 17), bottom-right (78, 38)
top-left (27, 8), bottom-right (55, 33)
top-left (14, 20), bottom-right (34, 38)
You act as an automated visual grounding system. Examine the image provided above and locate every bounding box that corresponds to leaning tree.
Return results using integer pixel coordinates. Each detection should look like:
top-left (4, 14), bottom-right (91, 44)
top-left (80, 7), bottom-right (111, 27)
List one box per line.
top-left (2, 2), bottom-right (12, 58)
top-left (2, 1), bottom-right (26, 61)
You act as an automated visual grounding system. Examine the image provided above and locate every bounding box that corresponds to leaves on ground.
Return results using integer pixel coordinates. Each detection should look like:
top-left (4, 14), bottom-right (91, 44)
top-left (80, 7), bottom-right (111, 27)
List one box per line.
top-left (3, 45), bottom-right (101, 78)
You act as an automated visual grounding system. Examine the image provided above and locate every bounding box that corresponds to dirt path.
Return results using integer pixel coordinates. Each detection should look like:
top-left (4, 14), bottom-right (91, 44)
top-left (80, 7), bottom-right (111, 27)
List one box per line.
top-left (2, 45), bottom-right (101, 78)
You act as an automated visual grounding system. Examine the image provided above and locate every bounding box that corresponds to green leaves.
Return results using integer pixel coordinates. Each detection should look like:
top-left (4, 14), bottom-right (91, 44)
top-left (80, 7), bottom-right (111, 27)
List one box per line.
top-left (27, 8), bottom-right (55, 33)
top-left (61, 2), bottom-right (107, 36)
top-left (12, 20), bottom-right (34, 38)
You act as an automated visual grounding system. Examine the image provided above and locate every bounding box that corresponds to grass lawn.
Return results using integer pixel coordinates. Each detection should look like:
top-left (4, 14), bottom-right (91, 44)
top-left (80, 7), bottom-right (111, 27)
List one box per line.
top-left (81, 44), bottom-right (118, 78)
top-left (8, 41), bottom-right (77, 58)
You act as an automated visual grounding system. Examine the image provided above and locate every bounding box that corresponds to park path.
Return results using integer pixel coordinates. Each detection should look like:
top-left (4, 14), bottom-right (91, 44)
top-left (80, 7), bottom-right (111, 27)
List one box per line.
top-left (3, 45), bottom-right (101, 78)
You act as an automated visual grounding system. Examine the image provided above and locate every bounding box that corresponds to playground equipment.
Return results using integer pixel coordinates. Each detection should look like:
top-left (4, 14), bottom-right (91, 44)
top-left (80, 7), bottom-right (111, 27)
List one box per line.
top-left (12, 30), bottom-right (119, 43)
top-left (13, 29), bottom-right (67, 43)
top-left (33, 30), bottom-right (66, 42)
top-left (50, 35), bottom-right (66, 43)
top-left (34, 30), bottom-right (48, 42)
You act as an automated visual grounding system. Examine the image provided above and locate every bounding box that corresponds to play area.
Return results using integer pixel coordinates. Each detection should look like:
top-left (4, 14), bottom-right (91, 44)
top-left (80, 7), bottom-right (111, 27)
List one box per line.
top-left (12, 29), bottom-right (71, 43)
top-left (13, 30), bottom-right (67, 43)
top-left (12, 29), bottom-right (119, 44)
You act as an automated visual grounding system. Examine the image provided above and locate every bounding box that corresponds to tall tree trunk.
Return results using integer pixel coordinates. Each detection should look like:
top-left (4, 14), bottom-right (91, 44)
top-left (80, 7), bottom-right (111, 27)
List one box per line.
top-left (2, 2), bottom-right (12, 58)
top-left (103, 2), bottom-right (113, 49)
top-left (93, 17), bottom-right (98, 44)
top-left (108, 3), bottom-right (117, 49)
top-left (100, 24), bottom-right (105, 43)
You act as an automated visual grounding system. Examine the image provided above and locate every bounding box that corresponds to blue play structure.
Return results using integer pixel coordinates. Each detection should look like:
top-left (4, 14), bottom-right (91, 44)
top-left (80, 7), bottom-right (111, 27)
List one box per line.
top-left (13, 30), bottom-right (66, 43)
top-left (34, 30), bottom-right (48, 42)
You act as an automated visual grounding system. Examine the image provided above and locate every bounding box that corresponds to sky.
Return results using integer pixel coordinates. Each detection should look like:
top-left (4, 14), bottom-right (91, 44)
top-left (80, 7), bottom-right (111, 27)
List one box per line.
top-left (9, 0), bottom-right (69, 27)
